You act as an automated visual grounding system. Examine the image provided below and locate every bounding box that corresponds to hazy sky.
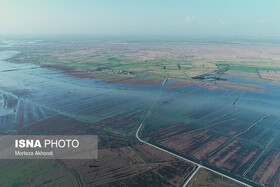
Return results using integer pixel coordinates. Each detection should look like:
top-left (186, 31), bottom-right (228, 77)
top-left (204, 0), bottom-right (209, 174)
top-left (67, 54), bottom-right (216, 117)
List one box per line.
top-left (1, 0), bottom-right (280, 37)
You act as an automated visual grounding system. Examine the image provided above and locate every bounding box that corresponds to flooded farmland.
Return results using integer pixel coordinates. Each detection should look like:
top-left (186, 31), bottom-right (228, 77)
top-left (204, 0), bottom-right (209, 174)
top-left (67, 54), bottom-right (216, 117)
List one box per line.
top-left (0, 50), bottom-right (160, 134)
top-left (1, 49), bottom-right (280, 186)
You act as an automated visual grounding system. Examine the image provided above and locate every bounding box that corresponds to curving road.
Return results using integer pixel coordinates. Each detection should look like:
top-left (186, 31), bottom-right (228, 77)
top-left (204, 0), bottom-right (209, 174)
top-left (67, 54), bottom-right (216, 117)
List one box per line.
top-left (136, 122), bottom-right (252, 187)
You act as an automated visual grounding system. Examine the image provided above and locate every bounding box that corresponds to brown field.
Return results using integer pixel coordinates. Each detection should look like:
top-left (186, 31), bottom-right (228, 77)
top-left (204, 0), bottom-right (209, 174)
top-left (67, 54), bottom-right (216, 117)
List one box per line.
top-left (149, 122), bottom-right (191, 141)
top-left (160, 130), bottom-right (229, 160)
top-left (62, 144), bottom-right (193, 187)
top-left (207, 139), bottom-right (260, 174)
top-left (251, 149), bottom-right (280, 186)
top-left (59, 68), bottom-right (162, 86)
top-left (216, 80), bottom-right (264, 92)
top-left (132, 144), bottom-right (176, 163)
top-left (167, 77), bottom-right (262, 92)
top-left (187, 168), bottom-right (244, 187)
top-left (272, 171), bottom-right (280, 187)
top-left (0, 134), bottom-right (192, 187)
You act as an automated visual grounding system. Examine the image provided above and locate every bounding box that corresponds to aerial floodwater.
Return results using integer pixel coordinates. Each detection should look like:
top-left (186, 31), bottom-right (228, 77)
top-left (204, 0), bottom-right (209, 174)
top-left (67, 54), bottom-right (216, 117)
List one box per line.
top-left (2, 0), bottom-right (280, 186)
top-left (0, 50), bottom-right (160, 132)
top-left (1, 43), bottom-right (280, 186)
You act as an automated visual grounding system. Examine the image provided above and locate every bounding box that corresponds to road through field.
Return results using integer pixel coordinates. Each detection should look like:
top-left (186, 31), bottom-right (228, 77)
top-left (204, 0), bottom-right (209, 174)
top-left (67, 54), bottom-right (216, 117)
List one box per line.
top-left (182, 165), bottom-right (201, 187)
top-left (136, 122), bottom-right (252, 187)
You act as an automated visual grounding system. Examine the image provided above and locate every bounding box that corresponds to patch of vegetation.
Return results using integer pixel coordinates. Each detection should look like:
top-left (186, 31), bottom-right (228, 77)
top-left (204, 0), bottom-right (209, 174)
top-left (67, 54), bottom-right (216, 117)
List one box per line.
top-left (0, 160), bottom-right (77, 186)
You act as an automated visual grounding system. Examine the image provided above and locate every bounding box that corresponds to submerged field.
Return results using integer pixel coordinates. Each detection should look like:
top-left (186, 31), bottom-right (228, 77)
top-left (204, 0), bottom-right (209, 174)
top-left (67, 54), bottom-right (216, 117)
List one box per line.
top-left (1, 39), bottom-right (280, 186)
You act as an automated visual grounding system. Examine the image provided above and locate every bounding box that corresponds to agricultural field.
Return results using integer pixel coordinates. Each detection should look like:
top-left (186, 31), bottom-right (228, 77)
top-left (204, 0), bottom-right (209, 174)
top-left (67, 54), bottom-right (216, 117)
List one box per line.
top-left (0, 142), bottom-right (193, 187)
top-left (1, 39), bottom-right (280, 186)
top-left (0, 159), bottom-right (79, 187)
top-left (187, 168), bottom-right (245, 187)
top-left (8, 39), bottom-right (280, 80)
top-left (61, 144), bottom-right (193, 187)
